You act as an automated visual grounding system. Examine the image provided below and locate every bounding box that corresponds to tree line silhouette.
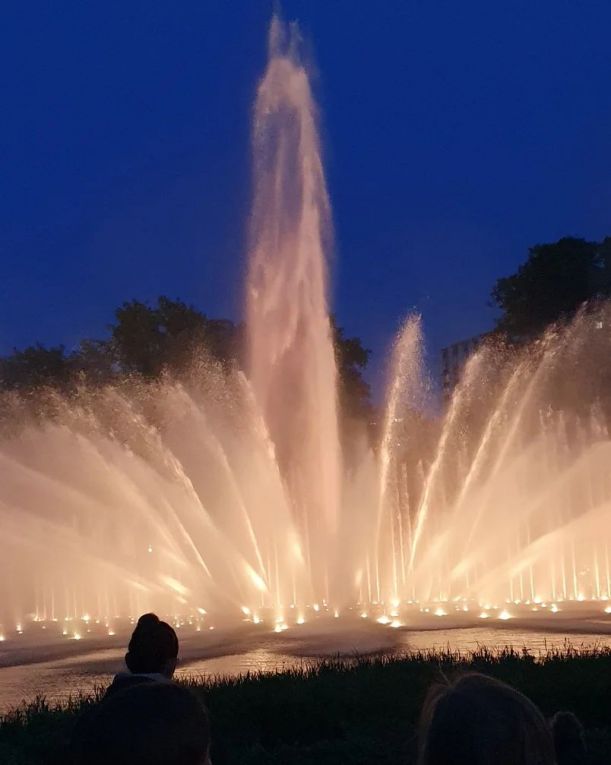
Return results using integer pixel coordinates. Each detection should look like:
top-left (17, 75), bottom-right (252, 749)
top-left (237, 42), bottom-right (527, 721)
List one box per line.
top-left (0, 297), bottom-right (373, 425)
top-left (2, 235), bottom-right (611, 421)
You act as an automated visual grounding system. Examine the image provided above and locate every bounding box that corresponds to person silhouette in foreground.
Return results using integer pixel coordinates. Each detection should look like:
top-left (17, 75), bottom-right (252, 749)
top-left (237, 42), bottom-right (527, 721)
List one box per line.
top-left (418, 673), bottom-right (556, 765)
top-left (73, 681), bottom-right (211, 765)
top-left (105, 612), bottom-right (179, 698)
top-left (551, 711), bottom-right (587, 765)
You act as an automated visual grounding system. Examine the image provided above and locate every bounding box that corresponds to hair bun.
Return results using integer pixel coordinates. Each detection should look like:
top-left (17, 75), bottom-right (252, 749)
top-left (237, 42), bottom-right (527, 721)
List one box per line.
top-left (136, 613), bottom-right (161, 630)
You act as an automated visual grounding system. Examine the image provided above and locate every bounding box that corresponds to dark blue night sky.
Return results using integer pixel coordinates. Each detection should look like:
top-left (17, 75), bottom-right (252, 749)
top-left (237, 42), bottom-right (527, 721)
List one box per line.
top-left (2, 1), bottom-right (611, 379)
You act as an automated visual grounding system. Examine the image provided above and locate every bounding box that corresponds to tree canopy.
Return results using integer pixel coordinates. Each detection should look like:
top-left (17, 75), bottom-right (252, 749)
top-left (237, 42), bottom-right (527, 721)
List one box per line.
top-left (0, 344), bottom-right (73, 390)
top-left (0, 298), bottom-right (372, 425)
top-left (491, 237), bottom-right (611, 340)
top-left (331, 317), bottom-right (372, 423)
top-left (110, 297), bottom-right (237, 377)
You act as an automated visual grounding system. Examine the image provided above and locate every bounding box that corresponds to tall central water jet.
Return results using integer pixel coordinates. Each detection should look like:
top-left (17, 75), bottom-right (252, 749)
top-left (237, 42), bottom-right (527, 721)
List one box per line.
top-left (246, 19), bottom-right (342, 596)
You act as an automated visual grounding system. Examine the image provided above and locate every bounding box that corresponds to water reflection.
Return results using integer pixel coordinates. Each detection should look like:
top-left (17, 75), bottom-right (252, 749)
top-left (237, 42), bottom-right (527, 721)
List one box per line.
top-left (3, 627), bottom-right (611, 712)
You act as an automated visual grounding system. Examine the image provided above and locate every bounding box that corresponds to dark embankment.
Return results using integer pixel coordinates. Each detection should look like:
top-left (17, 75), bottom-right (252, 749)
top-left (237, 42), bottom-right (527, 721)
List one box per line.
top-left (2, 646), bottom-right (610, 764)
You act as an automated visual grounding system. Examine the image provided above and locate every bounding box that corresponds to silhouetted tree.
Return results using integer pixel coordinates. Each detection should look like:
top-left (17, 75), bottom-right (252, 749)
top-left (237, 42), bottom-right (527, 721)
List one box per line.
top-left (492, 238), bottom-right (611, 424)
top-left (110, 302), bottom-right (372, 419)
top-left (198, 318), bottom-right (242, 367)
top-left (331, 317), bottom-right (372, 423)
top-left (0, 299), bottom-right (372, 431)
top-left (72, 339), bottom-right (117, 383)
top-left (492, 236), bottom-right (611, 340)
top-left (0, 344), bottom-right (72, 390)
top-left (110, 296), bottom-right (237, 377)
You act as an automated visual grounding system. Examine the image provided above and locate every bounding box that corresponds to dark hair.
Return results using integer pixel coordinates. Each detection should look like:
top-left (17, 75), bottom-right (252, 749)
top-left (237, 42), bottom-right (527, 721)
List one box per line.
top-left (551, 711), bottom-right (586, 765)
top-left (418, 673), bottom-right (556, 765)
top-left (73, 682), bottom-right (210, 765)
top-left (125, 613), bottom-right (179, 674)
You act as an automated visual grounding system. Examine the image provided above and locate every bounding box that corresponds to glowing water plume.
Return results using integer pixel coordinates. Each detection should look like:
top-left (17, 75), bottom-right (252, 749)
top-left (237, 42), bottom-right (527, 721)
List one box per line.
top-left (378, 316), bottom-right (425, 528)
top-left (408, 348), bottom-right (488, 569)
top-left (375, 316), bottom-right (426, 600)
top-left (246, 16), bottom-right (341, 597)
top-left (383, 312), bottom-right (611, 607)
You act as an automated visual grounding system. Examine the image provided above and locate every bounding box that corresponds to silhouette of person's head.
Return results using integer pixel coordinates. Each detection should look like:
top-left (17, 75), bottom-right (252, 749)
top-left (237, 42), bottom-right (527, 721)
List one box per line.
top-left (74, 681), bottom-right (210, 765)
top-left (126, 613), bottom-right (179, 677)
top-left (551, 710), bottom-right (586, 765)
top-left (418, 673), bottom-right (555, 765)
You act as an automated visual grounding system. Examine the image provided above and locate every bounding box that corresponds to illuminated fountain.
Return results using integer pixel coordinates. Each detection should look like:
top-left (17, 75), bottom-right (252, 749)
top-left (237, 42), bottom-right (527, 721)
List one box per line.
top-left (1, 18), bottom-right (611, 641)
top-left (374, 312), bottom-right (611, 614)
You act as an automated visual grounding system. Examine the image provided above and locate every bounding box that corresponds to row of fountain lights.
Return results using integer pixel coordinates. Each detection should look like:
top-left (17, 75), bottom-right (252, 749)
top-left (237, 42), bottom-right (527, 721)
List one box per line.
top-left (0, 608), bottom-right (212, 643)
top-left (2, 597), bottom-right (611, 642)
